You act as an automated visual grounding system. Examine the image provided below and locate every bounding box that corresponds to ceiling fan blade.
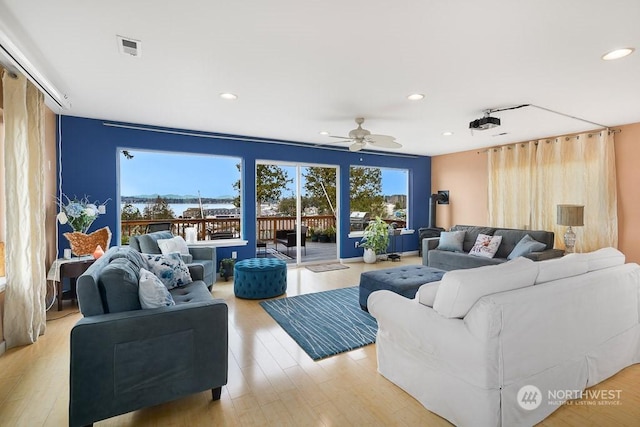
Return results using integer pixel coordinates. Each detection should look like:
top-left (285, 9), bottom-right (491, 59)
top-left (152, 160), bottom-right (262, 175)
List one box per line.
top-left (349, 141), bottom-right (365, 152)
top-left (328, 135), bottom-right (352, 140)
top-left (366, 134), bottom-right (402, 148)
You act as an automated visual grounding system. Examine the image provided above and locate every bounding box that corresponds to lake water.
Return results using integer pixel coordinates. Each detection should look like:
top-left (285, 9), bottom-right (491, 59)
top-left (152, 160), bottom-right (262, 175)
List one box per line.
top-left (128, 203), bottom-right (236, 216)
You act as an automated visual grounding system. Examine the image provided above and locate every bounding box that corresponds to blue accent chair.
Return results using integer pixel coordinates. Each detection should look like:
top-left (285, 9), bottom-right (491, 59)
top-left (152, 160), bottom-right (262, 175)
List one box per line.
top-left (129, 231), bottom-right (217, 288)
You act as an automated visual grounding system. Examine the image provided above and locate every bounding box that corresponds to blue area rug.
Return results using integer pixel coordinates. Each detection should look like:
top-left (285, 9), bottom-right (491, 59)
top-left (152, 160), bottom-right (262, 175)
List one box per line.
top-left (260, 286), bottom-right (377, 360)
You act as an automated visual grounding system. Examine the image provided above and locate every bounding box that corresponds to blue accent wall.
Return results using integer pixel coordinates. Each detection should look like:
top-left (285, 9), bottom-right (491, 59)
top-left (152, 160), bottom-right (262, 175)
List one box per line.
top-left (58, 116), bottom-right (431, 261)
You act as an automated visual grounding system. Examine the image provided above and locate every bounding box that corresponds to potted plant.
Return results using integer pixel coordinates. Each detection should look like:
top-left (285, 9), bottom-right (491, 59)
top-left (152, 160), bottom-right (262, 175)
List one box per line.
top-left (326, 225), bottom-right (337, 243)
top-left (359, 217), bottom-right (390, 263)
top-left (317, 227), bottom-right (330, 243)
top-left (219, 258), bottom-right (236, 281)
top-left (308, 227), bottom-right (318, 242)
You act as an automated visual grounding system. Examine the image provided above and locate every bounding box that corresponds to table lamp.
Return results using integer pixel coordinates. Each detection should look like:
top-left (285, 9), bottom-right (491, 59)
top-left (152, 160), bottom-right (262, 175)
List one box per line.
top-left (557, 204), bottom-right (584, 253)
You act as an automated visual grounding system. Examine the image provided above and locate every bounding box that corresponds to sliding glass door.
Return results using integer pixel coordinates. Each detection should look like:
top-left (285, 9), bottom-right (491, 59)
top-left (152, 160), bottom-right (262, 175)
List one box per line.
top-left (256, 161), bottom-right (338, 265)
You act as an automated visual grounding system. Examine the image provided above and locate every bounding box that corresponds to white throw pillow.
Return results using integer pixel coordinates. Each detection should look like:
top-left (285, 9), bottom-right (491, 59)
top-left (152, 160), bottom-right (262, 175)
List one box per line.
top-left (417, 281), bottom-right (441, 307)
top-left (468, 234), bottom-right (502, 258)
top-left (138, 268), bottom-right (176, 309)
top-left (563, 247), bottom-right (625, 272)
top-left (535, 257), bottom-right (588, 284)
top-left (437, 230), bottom-right (465, 252)
top-left (433, 257), bottom-right (538, 318)
top-left (157, 236), bottom-right (190, 256)
top-left (143, 252), bottom-right (193, 289)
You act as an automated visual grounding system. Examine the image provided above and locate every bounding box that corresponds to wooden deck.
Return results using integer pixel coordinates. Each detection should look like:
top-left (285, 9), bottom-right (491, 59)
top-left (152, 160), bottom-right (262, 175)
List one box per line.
top-left (265, 240), bottom-right (338, 264)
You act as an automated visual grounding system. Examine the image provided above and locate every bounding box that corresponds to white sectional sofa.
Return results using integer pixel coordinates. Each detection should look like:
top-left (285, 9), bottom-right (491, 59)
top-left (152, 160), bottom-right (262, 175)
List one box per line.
top-left (368, 248), bottom-right (640, 427)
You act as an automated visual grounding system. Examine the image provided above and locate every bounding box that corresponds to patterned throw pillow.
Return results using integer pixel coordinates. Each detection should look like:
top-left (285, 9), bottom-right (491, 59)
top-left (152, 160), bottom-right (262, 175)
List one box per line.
top-left (143, 252), bottom-right (192, 289)
top-left (469, 234), bottom-right (502, 258)
top-left (138, 268), bottom-right (176, 309)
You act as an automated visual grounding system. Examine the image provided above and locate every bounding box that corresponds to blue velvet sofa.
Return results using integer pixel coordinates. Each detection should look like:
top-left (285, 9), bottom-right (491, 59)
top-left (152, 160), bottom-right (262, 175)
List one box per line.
top-left (129, 230), bottom-right (217, 288)
top-left (69, 246), bottom-right (228, 427)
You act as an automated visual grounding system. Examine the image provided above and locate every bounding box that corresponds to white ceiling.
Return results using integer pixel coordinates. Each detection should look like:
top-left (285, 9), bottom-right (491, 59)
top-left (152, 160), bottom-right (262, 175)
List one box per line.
top-left (1, 1), bottom-right (639, 156)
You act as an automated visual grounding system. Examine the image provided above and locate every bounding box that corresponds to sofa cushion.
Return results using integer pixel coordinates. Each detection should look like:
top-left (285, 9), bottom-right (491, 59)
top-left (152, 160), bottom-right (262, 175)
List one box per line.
top-left (138, 268), bottom-right (176, 309)
top-left (494, 229), bottom-right (554, 259)
top-left (108, 246), bottom-right (147, 270)
top-left (437, 230), bottom-right (465, 252)
top-left (170, 280), bottom-right (214, 304)
top-left (143, 252), bottom-right (193, 289)
top-left (98, 258), bottom-right (142, 313)
top-left (469, 234), bottom-right (502, 258)
top-left (508, 234), bottom-right (547, 260)
top-left (450, 225), bottom-right (497, 252)
top-left (136, 231), bottom-right (174, 254)
top-left (428, 249), bottom-right (507, 271)
top-left (433, 257), bottom-right (538, 318)
top-left (564, 247), bottom-right (625, 272)
top-left (417, 281), bottom-right (441, 307)
top-left (535, 257), bottom-right (588, 284)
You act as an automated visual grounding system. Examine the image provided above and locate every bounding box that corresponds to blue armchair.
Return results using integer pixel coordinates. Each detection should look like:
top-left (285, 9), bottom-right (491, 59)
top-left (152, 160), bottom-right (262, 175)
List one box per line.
top-left (129, 231), bottom-right (217, 288)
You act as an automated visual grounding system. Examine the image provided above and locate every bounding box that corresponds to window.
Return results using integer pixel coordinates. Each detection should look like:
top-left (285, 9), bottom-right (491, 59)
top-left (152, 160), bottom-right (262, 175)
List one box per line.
top-left (119, 149), bottom-right (241, 243)
top-left (349, 166), bottom-right (408, 231)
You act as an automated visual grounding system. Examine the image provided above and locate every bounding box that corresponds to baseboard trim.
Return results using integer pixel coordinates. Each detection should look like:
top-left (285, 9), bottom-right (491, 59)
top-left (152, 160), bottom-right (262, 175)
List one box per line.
top-left (0, 340), bottom-right (6, 356)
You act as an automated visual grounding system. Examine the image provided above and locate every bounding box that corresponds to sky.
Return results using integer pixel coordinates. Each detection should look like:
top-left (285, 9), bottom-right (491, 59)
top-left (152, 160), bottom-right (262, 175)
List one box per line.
top-left (120, 150), bottom-right (407, 198)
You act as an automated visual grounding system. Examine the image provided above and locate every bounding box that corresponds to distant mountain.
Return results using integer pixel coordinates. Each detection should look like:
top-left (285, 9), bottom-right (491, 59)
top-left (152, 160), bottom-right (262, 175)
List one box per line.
top-left (123, 194), bottom-right (234, 200)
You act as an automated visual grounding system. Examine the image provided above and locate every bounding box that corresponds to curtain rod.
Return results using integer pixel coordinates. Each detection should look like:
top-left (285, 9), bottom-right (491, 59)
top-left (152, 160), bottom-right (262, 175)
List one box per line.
top-left (487, 104), bottom-right (609, 129)
top-left (477, 128), bottom-right (621, 154)
top-left (102, 122), bottom-right (421, 159)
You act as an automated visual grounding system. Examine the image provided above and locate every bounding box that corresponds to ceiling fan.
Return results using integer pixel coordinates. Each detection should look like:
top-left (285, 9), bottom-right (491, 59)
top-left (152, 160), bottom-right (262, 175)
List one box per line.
top-left (326, 117), bottom-right (402, 152)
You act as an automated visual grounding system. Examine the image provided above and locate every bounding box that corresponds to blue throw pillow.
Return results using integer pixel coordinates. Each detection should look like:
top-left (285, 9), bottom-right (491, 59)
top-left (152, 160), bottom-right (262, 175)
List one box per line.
top-left (508, 234), bottom-right (547, 260)
top-left (437, 230), bottom-right (465, 252)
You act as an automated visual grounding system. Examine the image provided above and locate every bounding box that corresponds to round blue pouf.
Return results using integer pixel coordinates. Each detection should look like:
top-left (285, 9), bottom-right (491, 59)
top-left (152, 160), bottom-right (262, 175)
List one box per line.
top-left (234, 258), bottom-right (287, 299)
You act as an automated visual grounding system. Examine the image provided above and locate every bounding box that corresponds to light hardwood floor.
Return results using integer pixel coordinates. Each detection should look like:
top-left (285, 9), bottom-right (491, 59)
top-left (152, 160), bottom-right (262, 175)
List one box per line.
top-left (1, 255), bottom-right (639, 426)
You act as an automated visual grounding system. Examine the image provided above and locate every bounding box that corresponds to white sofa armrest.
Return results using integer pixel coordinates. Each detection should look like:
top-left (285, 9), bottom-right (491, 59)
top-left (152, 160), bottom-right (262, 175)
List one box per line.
top-left (368, 290), bottom-right (501, 388)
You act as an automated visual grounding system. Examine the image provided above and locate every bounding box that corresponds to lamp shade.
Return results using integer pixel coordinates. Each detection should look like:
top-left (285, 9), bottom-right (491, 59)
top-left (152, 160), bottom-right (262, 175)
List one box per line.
top-left (557, 204), bottom-right (584, 226)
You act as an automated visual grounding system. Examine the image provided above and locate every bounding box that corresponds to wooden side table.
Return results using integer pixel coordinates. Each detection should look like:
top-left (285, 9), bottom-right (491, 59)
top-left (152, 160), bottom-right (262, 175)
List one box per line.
top-left (47, 258), bottom-right (95, 311)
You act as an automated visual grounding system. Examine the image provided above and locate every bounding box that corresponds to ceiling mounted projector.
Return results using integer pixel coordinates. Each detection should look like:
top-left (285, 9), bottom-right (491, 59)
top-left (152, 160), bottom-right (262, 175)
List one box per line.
top-left (469, 115), bottom-right (501, 130)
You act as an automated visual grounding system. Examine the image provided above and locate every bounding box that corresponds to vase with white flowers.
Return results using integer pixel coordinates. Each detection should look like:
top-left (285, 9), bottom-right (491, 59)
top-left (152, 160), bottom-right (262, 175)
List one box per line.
top-left (57, 195), bottom-right (107, 233)
top-left (57, 195), bottom-right (111, 256)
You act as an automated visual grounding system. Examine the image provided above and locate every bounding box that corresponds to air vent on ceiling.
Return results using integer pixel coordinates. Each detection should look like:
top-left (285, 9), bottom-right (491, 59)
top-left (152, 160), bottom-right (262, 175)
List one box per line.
top-left (117, 35), bottom-right (141, 57)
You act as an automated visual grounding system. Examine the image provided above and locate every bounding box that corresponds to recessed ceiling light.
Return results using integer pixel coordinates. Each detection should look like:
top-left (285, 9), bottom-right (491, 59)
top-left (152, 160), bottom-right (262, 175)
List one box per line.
top-left (319, 131), bottom-right (330, 135)
top-left (442, 131), bottom-right (454, 136)
top-left (407, 93), bottom-right (425, 101)
top-left (219, 92), bottom-right (238, 100)
top-left (601, 48), bottom-right (635, 60)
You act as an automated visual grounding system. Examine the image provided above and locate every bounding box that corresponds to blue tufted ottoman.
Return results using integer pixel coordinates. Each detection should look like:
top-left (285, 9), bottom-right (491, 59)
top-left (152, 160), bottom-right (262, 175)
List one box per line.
top-left (234, 258), bottom-right (287, 299)
top-left (359, 265), bottom-right (445, 311)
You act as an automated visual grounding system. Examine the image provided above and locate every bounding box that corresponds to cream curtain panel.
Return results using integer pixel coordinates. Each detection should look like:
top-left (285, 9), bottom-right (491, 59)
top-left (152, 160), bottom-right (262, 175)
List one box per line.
top-left (2, 71), bottom-right (47, 348)
top-left (488, 131), bottom-right (617, 252)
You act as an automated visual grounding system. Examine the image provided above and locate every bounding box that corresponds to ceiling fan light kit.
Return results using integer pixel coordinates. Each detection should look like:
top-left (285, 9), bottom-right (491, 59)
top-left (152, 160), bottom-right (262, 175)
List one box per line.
top-left (326, 117), bottom-right (402, 152)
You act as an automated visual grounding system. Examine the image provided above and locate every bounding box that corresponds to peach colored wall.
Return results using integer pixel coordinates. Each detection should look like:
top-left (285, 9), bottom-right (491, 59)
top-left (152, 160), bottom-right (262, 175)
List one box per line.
top-left (431, 121), bottom-right (640, 263)
top-left (614, 122), bottom-right (640, 263)
top-left (431, 149), bottom-right (488, 230)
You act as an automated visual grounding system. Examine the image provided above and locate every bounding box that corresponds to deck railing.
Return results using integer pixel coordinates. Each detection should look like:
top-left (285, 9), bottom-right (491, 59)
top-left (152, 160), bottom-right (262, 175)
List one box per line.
top-left (121, 215), bottom-right (338, 244)
top-left (120, 215), bottom-right (405, 244)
